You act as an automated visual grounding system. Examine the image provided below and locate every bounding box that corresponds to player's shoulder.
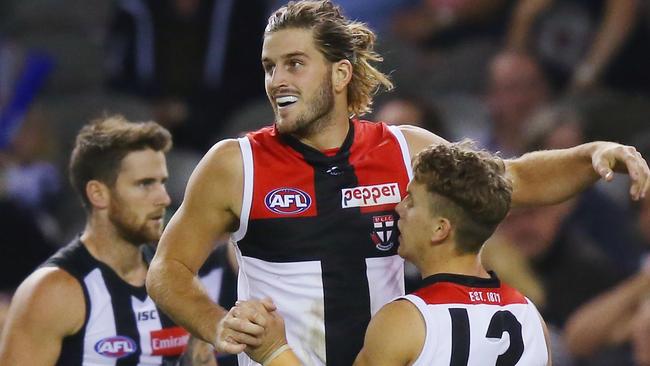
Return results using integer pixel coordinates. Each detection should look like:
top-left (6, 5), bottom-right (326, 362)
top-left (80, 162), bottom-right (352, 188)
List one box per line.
top-left (10, 267), bottom-right (85, 334)
top-left (392, 124), bottom-right (448, 158)
top-left (360, 299), bottom-right (425, 365)
top-left (368, 299), bottom-right (423, 341)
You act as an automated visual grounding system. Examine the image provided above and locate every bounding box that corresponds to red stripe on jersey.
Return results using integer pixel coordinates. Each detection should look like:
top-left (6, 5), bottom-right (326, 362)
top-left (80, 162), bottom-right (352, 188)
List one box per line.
top-left (247, 126), bottom-right (318, 219)
top-left (414, 281), bottom-right (528, 306)
top-left (349, 120), bottom-right (410, 213)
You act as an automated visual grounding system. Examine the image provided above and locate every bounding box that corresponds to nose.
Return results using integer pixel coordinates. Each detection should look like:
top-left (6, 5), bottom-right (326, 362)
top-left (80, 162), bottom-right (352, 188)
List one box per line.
top-left (268, 67), bottom-right (288, 91)
top-left (156, 183), bottom-right (172, 208)
top-left (395, 199), bottom-right (405, 217)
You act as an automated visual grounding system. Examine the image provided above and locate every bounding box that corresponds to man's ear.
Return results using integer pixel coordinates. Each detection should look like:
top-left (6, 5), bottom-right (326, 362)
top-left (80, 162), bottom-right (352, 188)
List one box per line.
top-left (431, 217), bottom-right (452, 243)
top-left (332, 59), bottom-right (353, 93)
top-left (86, 180), bottom-right (110, 210)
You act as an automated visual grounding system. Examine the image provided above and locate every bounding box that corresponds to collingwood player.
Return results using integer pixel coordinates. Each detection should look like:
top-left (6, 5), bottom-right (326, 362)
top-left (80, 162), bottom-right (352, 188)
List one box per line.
top-left (0, 116), bottom-right (215, 365)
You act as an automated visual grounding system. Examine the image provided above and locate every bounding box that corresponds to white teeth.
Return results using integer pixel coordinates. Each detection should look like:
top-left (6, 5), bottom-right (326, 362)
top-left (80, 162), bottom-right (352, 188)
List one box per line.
top-left (276, 96), bottom-right (298, 106)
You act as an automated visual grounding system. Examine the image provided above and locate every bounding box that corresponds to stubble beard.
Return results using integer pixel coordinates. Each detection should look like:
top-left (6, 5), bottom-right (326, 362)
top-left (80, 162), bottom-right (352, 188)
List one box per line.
top-left (108, 193), bottom-right (162, 246)
top-left (276, 71), bottom-right (335, 138)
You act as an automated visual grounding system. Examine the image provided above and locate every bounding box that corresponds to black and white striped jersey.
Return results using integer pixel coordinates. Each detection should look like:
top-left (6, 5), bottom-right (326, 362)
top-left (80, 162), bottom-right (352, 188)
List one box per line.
top-left (233, 120), bottom-right (413, 366)
top-left (43, 239), bottom-right (230, 366)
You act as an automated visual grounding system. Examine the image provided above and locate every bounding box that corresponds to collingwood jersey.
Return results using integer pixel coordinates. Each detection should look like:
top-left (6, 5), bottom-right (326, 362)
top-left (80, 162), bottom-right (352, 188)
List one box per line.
top-left (233, 119), bottom-right (412, 366)
top-left (42, 239), bottom-right (227, 366)
top-left (400, 272), bottom-right (548, 366)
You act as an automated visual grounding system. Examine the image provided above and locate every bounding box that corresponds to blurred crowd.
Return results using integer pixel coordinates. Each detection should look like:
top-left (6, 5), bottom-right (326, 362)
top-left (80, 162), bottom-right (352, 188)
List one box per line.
top-left (0, 0), bottom-right (649, 365)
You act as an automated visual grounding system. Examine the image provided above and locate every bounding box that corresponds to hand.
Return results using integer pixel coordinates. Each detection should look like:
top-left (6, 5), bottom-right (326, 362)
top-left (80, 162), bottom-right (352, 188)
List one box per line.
top-left (239, 301), bottom-right (289, 364)
top-left (591, 142), bottom-right (649, 200)
top-left (214, 298), bottom-right (276, 354)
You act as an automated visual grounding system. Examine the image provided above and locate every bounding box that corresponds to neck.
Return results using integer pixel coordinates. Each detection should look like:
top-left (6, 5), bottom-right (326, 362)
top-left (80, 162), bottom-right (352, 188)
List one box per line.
top-left (418, 243), bottom-right (489, 279)
top-left (81, 214), bottom-right (148, 287)
top-left (294, 101), bottom-right (351, 151)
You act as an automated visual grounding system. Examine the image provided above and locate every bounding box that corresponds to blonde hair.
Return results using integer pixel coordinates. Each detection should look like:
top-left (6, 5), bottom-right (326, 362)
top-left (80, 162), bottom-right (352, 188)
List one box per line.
top-left (266, 0), bottom-right (393, 116)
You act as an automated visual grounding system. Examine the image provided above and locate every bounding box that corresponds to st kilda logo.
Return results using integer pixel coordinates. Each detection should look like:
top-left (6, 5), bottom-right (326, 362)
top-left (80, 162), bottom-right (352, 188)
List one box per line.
top-left (370, 214), bottom-right (395, 251)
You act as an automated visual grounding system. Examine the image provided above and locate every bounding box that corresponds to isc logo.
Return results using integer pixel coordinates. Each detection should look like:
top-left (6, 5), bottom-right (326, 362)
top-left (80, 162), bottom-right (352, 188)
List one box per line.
top-left (94, 336), bottom-right (137, 358)
top-left (264, 188), bottom-right (312, 214)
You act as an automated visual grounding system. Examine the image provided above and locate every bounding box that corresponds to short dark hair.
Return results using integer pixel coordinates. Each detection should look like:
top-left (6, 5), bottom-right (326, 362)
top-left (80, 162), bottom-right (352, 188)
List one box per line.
top-left (265, 0), bottom-right (393, 116)
top-left (69, 115), bottom-right (172, 209)
top-left (413, 141), bottom-right (512, 253)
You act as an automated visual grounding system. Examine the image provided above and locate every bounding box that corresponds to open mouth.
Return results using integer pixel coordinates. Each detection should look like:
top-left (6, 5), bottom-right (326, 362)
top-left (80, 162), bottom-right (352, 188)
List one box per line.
top-left (276, 95), bottom-right (298, 108)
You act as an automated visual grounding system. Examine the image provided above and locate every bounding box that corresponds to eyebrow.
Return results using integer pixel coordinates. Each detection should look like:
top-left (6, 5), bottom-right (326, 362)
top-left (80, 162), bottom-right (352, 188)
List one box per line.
top-left (262, 51), bottom-right (309, 63)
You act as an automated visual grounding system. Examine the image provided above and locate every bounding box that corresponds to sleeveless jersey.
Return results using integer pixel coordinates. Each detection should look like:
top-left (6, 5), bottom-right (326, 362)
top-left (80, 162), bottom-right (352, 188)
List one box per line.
top-left (400, 272), bottom-right (548, 366)
top-left (43, 239), bottom-right (222, 366)
top-left (233, 119), bottom-right (412, 366)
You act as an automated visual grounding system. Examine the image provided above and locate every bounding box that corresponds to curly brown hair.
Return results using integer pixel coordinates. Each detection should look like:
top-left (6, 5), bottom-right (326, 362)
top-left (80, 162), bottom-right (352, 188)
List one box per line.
top-left (413, 141), bottom-right (512, 253)
top-left (265, 0), bottom-right (393, 116)
top-left (69, 115), bottom-right (172, 210)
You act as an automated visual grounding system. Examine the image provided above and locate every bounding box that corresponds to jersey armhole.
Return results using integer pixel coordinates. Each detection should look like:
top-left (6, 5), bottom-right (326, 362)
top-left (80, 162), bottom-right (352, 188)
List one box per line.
top-left (387, 125), bottom-right (413, 180)
top-left (397, 295), bottom-right (431, 365)
top-left (232, 136), bottom-right (253, 242)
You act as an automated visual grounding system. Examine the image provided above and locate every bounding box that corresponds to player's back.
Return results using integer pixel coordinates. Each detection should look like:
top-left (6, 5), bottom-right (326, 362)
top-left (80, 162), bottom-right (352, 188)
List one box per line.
top-left (401, 272), bottom-right (548, 366)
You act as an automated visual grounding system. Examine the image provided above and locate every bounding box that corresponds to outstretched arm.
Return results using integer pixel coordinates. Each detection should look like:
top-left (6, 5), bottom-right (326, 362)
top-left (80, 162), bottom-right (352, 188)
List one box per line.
top-left (505, 141), bottom-right (649, 207)
top-left (147, 140), bottom-right (242, 347)
top-left (399, 125), bottom-right (649, 207)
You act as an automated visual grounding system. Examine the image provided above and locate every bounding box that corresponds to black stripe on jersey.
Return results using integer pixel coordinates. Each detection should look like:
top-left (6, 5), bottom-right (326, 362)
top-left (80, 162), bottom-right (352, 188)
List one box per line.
top-left (286, 123), bottom-right (371, 366)
top-left (103, 267), bottom-right (146, 366)
top-left (449, 308), bottom-right (471, 366)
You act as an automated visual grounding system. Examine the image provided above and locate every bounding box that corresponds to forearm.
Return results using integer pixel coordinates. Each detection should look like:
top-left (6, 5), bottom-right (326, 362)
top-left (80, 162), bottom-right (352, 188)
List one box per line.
top-left (577, 0), bottom-right (637, 81)
top-left (507, 0), bottom-right (552, 49)
top-left (146, 259), bottom-right (226, 345)
top-left (267, 349), bottom-right (303, 366)
top-left (506, 142), bottom-right (601, 207)
top-left (564, 273), bottom-right (650, 356)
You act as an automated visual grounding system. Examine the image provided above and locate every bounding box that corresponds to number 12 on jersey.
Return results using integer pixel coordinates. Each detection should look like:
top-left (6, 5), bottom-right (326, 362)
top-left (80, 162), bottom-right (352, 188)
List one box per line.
top-left (449, 308), bottom-right (524, 366)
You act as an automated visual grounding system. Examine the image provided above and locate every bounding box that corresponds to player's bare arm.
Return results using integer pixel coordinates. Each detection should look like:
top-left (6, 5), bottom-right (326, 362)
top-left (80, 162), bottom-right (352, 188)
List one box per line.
top-left (399, 125), bottom-right (650, 206)
top-left (353, 300), bottom-right (425, 366)
top-left (147, 139), bottom-right (243, 346)
top-left (0, 267), bottom-right (85, 365)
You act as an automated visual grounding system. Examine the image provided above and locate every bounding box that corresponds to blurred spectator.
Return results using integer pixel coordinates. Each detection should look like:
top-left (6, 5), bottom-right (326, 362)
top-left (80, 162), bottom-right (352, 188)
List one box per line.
top-left (392, 0), bottom-right (514, 49)
top-left (105, 0), bottom-right (269, 152)
top-left (507, 0), bottom-right (650, 94)
top-left (564, 193), bottom-right (650, 366)
top-left (373, 94), bottom-right (449, 138)
top-left (482, 50), bottom-right (552, 156)
top-left (524, 104), bottom-right (644, 272)
top-left (329, 0), bottom-right (418, 35)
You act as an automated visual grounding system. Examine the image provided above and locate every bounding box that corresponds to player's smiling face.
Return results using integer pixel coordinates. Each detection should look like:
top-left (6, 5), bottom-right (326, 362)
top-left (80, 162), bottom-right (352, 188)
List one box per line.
top-left (262, 28), bottom-right (335, 137)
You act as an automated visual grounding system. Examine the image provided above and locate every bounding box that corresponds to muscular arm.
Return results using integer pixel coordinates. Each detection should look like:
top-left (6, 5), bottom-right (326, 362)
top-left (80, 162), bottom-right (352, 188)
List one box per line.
top-left (400, 125), bottom-right (650, 206)
top-left (0, 267), bottom-right (85, 365)
top-left (147, 140), bottom-right (243, 345)
top-left (353, 300), bottom-right (424, 366)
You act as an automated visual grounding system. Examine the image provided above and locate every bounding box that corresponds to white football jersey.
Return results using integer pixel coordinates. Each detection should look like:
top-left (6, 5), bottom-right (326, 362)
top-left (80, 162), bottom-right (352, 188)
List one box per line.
top-left (400, 272), bottom-right (548, 366)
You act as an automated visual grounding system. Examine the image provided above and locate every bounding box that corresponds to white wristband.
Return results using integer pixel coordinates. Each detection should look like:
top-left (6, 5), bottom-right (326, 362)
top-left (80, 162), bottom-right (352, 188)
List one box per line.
top-left (262, 344), bottom-right (291, 366)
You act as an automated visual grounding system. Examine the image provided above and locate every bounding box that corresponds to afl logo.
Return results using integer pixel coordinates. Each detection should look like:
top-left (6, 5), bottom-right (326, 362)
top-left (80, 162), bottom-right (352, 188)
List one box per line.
top-left (265, 188), bottom-right (312, 214)
top-left (94, 336), bottom-right (137, 358)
